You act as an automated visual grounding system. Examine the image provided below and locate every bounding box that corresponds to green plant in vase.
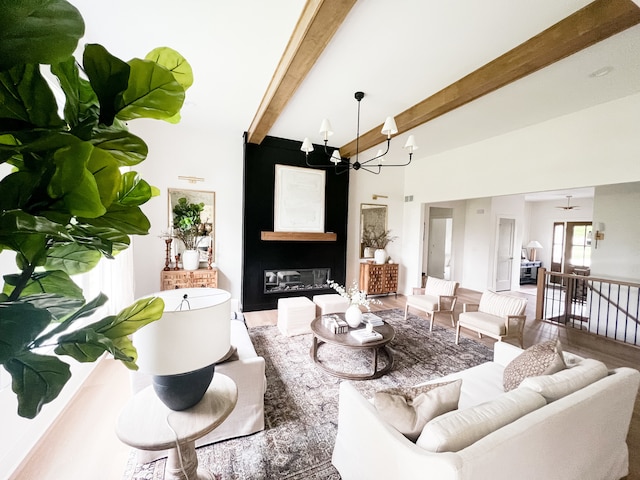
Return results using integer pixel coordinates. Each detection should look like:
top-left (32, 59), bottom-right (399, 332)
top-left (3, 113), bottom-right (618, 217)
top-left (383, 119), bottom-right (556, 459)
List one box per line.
top-left (0, 0), bottom-right (193, 418)
top-left (172, 197), bottom-right (205, 270)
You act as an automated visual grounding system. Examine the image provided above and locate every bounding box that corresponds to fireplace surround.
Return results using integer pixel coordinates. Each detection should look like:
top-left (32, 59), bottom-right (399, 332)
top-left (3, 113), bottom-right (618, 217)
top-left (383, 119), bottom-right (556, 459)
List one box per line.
top-left (242, 135), bottom-right (348, 311)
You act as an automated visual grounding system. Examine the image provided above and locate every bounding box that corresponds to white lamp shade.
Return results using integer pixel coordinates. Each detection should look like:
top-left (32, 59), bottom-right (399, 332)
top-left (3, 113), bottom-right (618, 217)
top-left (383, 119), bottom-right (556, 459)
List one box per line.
top-left (330, 149), bottom-right (341, 164)
top-left (319, 118), bottom-right (333, 140)
top-left (527, 240), bottom-right (543, 249)
top-left (133, 288), bottom-right (231, 376)
top-left (381, 116), bottom-right (398, 136)
top-left (403, 134), bottom-right (418, 152)
top-left (300, 137), bottom-right (314, 153)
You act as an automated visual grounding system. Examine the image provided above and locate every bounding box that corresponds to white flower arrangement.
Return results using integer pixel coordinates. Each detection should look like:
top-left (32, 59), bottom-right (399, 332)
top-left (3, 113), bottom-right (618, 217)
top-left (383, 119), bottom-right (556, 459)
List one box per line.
top-left (328, 280), bottom-right (381, 311)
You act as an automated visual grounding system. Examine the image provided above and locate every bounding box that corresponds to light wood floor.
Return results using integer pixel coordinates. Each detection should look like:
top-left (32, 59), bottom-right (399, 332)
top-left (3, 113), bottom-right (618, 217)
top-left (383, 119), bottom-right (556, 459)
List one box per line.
top-left (10, 288), bottom-right (640, 479)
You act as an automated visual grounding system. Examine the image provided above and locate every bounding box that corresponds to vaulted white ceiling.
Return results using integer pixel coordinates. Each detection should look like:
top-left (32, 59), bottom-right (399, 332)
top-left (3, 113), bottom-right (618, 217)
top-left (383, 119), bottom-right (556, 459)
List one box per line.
top-left (70, 0), bottom-right (640, 166)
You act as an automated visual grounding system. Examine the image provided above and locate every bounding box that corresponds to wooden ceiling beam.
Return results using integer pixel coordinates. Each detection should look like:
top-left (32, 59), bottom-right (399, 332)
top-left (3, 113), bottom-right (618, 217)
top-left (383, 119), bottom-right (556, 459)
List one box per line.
top-left (340, 0), bottom-right (640, 159)
top-left (246, 0), bottom-right (357, 145)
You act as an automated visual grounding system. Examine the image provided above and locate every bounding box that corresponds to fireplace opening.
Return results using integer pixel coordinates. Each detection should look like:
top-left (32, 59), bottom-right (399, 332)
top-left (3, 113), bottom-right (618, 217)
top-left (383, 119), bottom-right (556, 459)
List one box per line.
top-left (264, 268), bottom-right (331, 294)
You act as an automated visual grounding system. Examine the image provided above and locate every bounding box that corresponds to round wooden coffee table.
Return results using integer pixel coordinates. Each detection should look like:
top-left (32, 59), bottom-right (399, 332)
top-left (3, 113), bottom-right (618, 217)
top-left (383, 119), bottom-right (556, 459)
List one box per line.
top-left (310, 315), bottom-right (395, 380)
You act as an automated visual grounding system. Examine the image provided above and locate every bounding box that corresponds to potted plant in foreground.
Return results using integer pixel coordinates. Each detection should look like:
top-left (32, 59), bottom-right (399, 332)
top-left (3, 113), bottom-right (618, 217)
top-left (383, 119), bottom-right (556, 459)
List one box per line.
top-left (0, 0), bottom-right (192, 418)
top-left (172, 197), bottom-right (205, 270)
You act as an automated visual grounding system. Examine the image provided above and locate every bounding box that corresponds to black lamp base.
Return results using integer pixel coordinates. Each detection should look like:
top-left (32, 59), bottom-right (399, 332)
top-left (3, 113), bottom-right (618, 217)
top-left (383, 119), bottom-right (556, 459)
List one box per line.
top-left (152, 364), bottom-right (215, 411)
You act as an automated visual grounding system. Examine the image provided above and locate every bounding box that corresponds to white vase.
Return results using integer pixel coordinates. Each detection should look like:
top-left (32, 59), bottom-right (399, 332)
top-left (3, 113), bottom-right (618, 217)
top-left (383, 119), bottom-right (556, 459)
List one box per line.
top-left (374, 248), bottom-right (387, 264)
top-left (182, 249), bottom-right (200, 271)
top-left (364, 247), bottom-right (374, 258)
top-left (344, 304), bottom-right (363, 328)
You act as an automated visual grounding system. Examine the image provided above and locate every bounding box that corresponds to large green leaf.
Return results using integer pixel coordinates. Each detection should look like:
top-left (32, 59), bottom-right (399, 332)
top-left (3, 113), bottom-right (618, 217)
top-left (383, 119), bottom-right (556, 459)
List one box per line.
top-left (0, 64), bottom-right (65, 128)
top-left (35, 293), bottom-right (108, 346)
top-left (45, 243), bottom-right (101, 275)
top-left (116, 59), bottom-right (185, 121)
top-left (100, 296), bottom-right (164, 337)
top-left (145, 47), bottom-right (194, 91)
top-left (83, 44), bottom-right (130, 126)
top-left (48, 142), bottom-right (106, 218)
top-left (86, 146), bottom-right (120, 208)
top-left (55, 296), bottom-right (163, 364)
top-left (0, 302), bottom-right (51, 361)
top-left (78, 204), bottom-right (150, 235)
top-left (17, 293), bottom-right (85, 323)
top-left (0, 0), bottom-right (84, 71)
top-left (3, 270), bottom-right (84, 299)
top-left (55, 328), bottom-right (125, 363)
top-left (4, 351), bottom-right (71, 418)
top-left (116, 172), bottom-right (153, 207)
top-left (68, 224), bottom-right (130, 256)
top-left (91, 130), bottom-right (148, 166)
top-left (0, 210), bottom-right (71, 240)
top-left (50, 56), bottom-right (99, 138)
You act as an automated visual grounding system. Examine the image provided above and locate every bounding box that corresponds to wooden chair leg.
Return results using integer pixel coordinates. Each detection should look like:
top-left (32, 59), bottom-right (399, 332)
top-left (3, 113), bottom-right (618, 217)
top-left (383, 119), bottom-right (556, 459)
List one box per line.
top-left (429, 313), bottom-right (434, 332)
top-left (404, 304), bottom-right (409, 321)
top-left (455, 323), bottom-right (460, 344)
top-left (449, 313), bottom-right (455, 327)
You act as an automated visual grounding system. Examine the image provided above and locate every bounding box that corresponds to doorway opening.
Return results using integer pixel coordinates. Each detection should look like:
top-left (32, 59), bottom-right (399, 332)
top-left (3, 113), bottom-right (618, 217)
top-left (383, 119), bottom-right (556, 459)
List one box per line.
top-left (425, 207), bottom-right (453, 281)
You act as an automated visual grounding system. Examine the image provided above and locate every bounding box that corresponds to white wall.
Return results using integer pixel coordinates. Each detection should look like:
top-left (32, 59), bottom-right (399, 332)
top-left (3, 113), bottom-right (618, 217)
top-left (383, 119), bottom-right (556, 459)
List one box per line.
top-left (591, 183), bottom-right (640, 282)
top-left (130, 121), bottom-right (244, 301)
top-left (396, 93), bottom-right (640, 293)
top-left (346, 163), bottom-right (405, 286)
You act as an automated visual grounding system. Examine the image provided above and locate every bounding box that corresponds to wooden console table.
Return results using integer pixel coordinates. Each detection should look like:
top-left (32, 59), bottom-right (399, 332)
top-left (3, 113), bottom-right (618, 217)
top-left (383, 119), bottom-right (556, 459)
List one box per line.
top-left (161, 268), bottom-right (218, 291)
top-left (359, 262), bottom-right (399, 296)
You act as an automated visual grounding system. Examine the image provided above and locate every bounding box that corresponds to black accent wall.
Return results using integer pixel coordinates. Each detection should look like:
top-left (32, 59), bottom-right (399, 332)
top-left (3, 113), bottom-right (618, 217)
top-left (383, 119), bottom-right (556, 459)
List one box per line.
top-left (242, 134), bottom-right (349, 311)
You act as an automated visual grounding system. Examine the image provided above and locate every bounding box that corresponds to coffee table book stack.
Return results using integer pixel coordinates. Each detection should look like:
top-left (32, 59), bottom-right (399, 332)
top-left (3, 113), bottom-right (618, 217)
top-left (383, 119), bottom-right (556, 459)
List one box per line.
top-left (321, 314), bottom-right (349, 334)
top-left (350, 329), bottom-right (383, 344)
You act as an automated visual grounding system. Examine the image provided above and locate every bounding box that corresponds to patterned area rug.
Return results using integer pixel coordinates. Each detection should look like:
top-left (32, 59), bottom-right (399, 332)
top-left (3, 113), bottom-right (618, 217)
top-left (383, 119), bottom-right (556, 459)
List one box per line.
top-left (122, 308), bottom-right (493, 480)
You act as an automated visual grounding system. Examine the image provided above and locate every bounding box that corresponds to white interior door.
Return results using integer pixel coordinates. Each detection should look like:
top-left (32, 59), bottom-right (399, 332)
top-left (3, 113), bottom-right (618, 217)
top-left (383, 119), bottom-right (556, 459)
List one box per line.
top-left (427, 218), bottom-right (447, 279)
top-left (495, 217), bottom-right (515, 291)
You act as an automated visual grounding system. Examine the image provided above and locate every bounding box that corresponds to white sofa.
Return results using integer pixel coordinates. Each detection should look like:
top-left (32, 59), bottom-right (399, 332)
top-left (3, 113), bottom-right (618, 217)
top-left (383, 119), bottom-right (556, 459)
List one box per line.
top-left (332, 342), bottom-right (640, 480)
top-left (130, 315), bottom-right (266, 463)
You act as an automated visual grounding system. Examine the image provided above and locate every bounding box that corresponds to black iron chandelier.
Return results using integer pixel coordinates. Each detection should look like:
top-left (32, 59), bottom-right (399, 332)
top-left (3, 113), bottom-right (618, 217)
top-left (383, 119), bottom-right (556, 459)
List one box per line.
top-left (300, 91), bottom-right (418, 175)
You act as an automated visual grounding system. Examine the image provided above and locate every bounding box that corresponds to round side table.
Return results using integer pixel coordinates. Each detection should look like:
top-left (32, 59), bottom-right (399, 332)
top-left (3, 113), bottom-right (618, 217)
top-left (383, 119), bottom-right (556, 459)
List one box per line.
top-left (116, 373), bottom-right (237, 480)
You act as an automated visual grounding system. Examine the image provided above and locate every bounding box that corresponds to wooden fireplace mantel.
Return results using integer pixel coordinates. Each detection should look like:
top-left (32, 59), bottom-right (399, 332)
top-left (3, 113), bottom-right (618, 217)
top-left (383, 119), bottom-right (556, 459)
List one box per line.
top-left (261, 231), bottom-right (337, 242)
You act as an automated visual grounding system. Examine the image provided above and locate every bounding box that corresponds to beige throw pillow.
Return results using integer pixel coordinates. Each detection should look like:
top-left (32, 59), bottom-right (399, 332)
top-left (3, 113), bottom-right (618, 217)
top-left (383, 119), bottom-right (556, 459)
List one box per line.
top-left (374, 379), bottom-right (462, 442)
top-left (503, 339), bottom-right (567, 391)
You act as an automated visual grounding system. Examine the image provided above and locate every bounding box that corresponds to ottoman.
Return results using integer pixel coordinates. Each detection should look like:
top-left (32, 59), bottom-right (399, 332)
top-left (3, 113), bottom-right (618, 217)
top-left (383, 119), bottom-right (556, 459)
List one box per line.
top-left (313, 293), bottom-right (350, 315)
top-left (277, 296), bottom-right (315, 336)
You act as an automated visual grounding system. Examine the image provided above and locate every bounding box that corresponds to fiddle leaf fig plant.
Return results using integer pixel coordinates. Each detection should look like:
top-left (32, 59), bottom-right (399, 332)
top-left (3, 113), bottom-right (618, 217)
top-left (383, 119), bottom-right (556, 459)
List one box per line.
top-left (0, 0), bottom-right (193, 418)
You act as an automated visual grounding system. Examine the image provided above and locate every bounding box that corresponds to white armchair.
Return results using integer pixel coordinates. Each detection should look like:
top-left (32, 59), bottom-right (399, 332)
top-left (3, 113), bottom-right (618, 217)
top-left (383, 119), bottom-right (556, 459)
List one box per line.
top-left (455, 291), bottom-right (527, 347)
top-left (404, 276), bottom-right (459, 331)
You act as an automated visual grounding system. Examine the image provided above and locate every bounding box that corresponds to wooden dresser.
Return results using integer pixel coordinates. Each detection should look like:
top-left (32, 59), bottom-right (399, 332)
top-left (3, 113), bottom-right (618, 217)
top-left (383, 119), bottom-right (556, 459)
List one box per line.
top-left (359, 262), bottom-right (398, 297)
top-left (161, 268), bottom-right (218, 291)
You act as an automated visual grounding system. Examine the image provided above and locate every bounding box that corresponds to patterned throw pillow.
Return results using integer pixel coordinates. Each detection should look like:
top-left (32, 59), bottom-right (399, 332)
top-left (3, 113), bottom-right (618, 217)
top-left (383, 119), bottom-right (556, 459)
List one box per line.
top-left (503, 339), bottom-right (566, 391)
top-left (374, 379), bottom-right (462, 442)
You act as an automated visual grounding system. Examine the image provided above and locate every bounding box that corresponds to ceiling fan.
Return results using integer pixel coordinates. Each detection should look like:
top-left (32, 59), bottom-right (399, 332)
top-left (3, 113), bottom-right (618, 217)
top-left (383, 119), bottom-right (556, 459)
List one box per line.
top-left (556, 195), bottom-right (580, 210)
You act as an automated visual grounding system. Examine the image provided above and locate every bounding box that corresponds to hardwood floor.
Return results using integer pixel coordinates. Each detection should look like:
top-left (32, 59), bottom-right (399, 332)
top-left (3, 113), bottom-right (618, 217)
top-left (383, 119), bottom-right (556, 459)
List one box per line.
top-left (9, 289), bottom-right (640, 479)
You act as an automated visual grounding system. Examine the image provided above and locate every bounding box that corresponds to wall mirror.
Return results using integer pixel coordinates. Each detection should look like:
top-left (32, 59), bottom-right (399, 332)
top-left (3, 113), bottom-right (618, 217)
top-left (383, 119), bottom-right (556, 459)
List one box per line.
top-left (168, 188), bottom-right (215, 264)
top-left (360, 203), bottom-right (387, 258)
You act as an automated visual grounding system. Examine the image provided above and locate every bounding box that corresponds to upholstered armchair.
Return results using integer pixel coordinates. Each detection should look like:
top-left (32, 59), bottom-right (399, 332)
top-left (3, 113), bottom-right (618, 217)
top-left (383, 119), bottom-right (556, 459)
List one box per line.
top-left (455, 290), bottom-right (527, 347)
top-left (404, 276), bottom-right (459, 331)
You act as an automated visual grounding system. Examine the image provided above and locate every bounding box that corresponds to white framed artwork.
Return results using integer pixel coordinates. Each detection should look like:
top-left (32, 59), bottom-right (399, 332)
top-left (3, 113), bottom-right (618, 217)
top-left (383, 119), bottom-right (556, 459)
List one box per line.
top-left (274, 165), bottom-right (326, 232)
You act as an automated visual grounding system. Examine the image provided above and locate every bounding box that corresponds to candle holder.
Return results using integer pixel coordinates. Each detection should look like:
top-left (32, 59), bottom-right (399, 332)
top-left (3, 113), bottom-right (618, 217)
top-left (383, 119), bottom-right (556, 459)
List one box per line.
top-left (164, 238), bottom-right (173, 271)
top-left (207, 246), bottom-right (213, 270)
top-left (174, 253), bottom-right (181, 271)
